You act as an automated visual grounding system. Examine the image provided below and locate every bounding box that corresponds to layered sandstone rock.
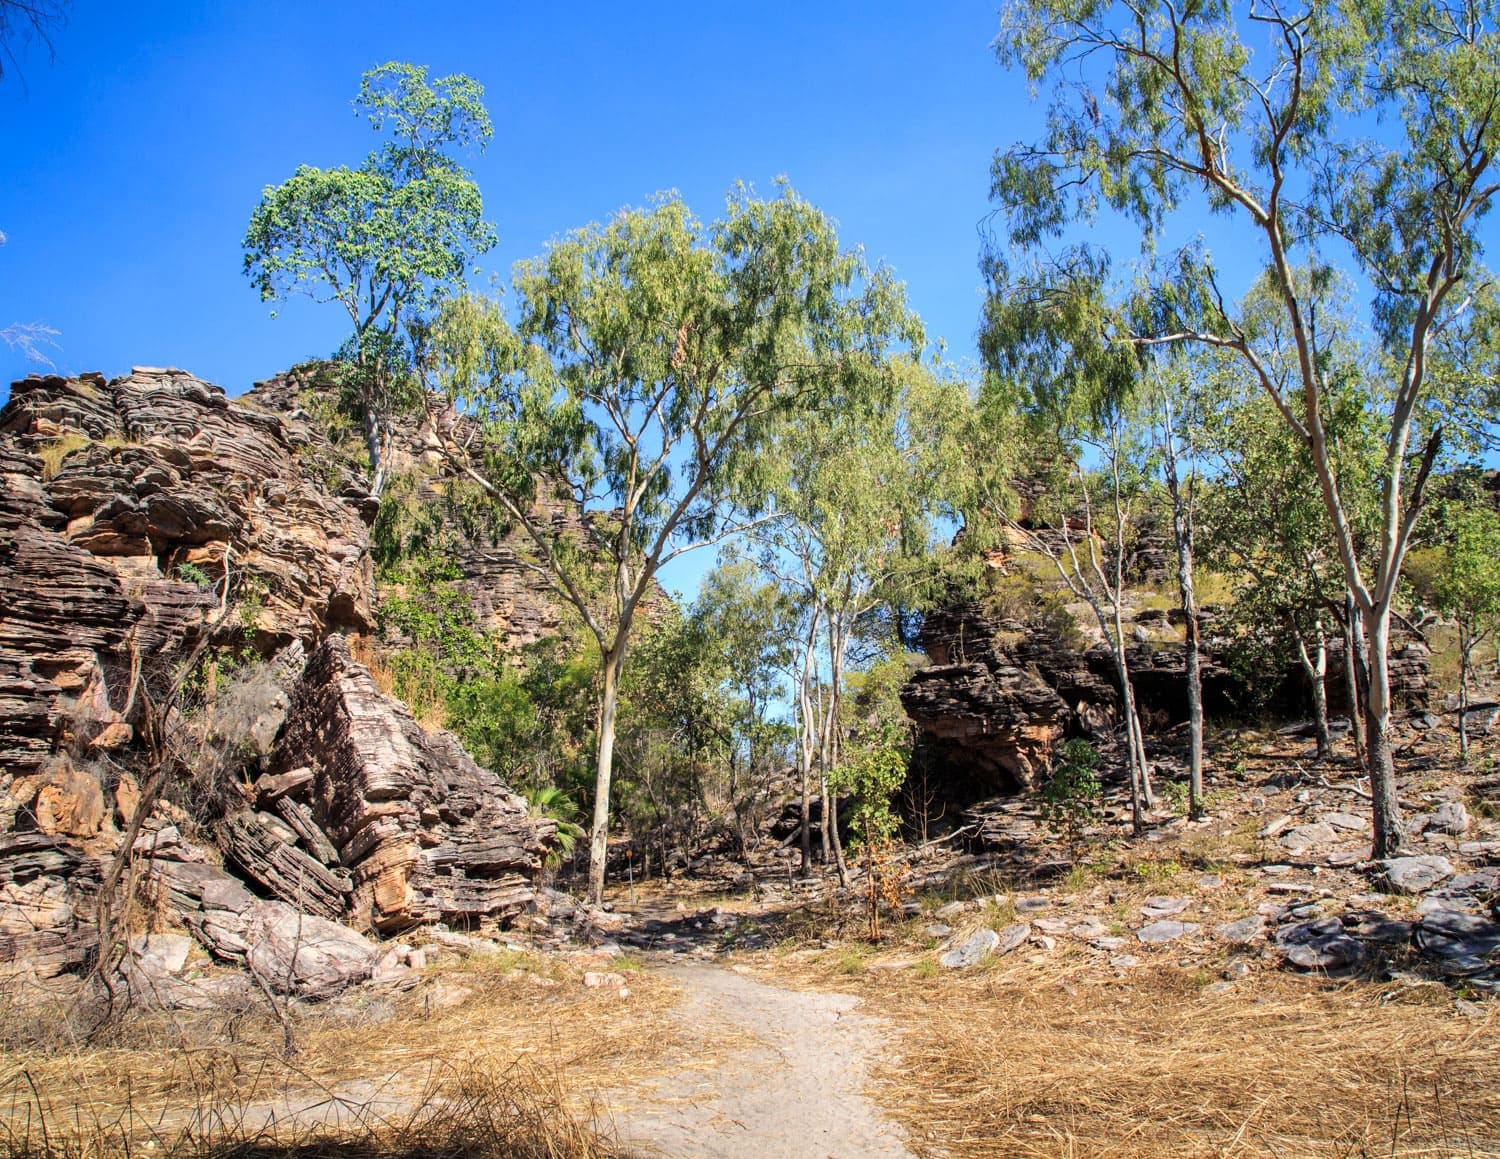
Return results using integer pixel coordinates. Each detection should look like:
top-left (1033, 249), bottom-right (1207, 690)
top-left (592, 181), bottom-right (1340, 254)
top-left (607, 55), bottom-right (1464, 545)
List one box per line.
top-left (0, 368), bottom-right (377, 772)
top-left (0, 366), bottom-right (561, 984)
top-left (261, 636), bottom-right (556, 932)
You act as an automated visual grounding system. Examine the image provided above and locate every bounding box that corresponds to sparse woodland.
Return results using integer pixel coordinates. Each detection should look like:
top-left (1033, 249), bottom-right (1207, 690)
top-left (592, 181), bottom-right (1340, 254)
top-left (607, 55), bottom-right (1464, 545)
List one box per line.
top-left (3, 4), bottom-right (1500, 1157)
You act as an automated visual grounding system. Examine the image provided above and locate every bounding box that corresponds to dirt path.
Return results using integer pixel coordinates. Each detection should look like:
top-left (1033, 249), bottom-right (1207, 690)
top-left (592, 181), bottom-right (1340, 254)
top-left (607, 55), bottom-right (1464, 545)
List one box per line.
top-left (602, 963), bottom-right (913, 1159)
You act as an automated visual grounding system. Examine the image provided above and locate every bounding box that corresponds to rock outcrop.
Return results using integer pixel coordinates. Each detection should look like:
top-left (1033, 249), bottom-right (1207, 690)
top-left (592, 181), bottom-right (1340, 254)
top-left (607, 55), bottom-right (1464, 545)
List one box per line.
top-left (0, 367), bottom-right (561, 987)
top-left (902, 584), bottom-right (1430, 806)
top-left (255, 637), bottom-right (556, 932)
top-left (0, 368), bottom-right (377, 773)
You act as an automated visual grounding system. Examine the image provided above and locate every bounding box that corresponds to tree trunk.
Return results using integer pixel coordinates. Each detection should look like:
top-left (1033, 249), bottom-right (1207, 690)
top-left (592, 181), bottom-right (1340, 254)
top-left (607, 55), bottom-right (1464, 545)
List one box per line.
top-left (1361, 607), bottom-right (1404, 859)
top-left (1173, 537), bottom-right (1204, 817)
top-left (1342, 594), bottom-right (1366, 770)
top-left (587, 645), bottom-right (624, 907)
top-left (1292, 621), bottom-right (1332, 761)
top-left (1160, 398), bottom-right (1204, 817)
top-left (1458, 623), bottom-right (1474, 765)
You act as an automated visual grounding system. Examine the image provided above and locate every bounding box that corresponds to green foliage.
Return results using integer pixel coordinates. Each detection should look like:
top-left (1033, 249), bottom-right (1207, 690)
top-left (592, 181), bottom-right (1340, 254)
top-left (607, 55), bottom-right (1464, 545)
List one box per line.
top-left (244, 61), bottom-right (497, 489)
top-left (831, 718), bottom-right (911, 851)
top-left (522, 784), bottom-right (585, 868)
top-left (174, 561), bottom-right (210, 587)
top-left (1039, 738), bottom-right (1103, 858)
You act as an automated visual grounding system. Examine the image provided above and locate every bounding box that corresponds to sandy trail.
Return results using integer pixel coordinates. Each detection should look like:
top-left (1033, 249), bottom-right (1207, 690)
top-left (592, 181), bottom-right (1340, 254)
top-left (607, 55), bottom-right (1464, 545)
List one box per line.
top-left (603, 963), bottom-right (912, 1159)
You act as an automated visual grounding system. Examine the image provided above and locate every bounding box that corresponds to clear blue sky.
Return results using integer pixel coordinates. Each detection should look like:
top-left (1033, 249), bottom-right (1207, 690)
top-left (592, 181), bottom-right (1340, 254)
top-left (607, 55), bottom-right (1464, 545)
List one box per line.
top-left (0, 2), bottom-right (1026, 397)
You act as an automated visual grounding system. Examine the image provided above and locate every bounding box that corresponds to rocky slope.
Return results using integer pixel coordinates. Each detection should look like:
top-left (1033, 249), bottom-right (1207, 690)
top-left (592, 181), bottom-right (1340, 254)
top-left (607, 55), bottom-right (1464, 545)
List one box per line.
top-left (0, 367), bottom-right (560, 995)
top-left (902, 564), bottom-right (1432, 806)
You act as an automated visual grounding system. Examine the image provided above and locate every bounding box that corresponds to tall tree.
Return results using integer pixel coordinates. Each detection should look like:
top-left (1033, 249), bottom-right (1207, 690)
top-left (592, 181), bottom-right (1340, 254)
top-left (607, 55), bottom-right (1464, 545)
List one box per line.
top-left (693, 560), bottom-right (795, 853)
top-left (432, 186), bottom-right (919, 905)
top-left (991, 0), bottom-right (1500, 857)
top-left (750, 355), bottom-right (958, 877)
top-left (244, 61), bottom-right (496, 498)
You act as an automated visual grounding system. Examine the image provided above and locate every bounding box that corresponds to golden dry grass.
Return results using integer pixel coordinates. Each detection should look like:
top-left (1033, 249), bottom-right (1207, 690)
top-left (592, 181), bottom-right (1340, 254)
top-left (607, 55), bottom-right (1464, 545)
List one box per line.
top-left (759, 951), bottom-right (1500, 1159)
top-left (0, 950), bottom-right (684, 1157)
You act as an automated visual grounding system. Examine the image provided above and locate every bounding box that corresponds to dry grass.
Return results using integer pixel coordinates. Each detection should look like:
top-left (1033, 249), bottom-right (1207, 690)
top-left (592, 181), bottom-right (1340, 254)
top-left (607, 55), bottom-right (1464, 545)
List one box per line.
top-left (760, 952), bottom-right (1500, 1158)
top-left (0, 950), bottom-right (684, 1158)
top-left (36, 434), bottom-right (89, 481)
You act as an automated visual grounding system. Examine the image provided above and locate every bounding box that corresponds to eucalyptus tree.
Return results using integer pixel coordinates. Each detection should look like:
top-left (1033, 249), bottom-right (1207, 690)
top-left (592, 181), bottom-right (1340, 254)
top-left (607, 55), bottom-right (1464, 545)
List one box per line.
top-left (244, 62), bottom-right (496, 498)
top-left (1142, 353), bottom-right (1217, 814)
top-left (991, 0), bottom-right (1500, 856)
top-left (431, 186), bottom-right (918, 904)
top-left (751, 355), bottom-right (958, 877)
top-left (977, 261), bottom-right (1160, 829)
top-left (692, 559), bottom-right (796, 852)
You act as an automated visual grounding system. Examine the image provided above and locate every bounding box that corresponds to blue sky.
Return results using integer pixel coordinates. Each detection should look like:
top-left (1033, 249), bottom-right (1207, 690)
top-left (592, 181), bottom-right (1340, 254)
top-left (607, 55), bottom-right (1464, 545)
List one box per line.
top-left (0, 2), bottom-right (1025, 397)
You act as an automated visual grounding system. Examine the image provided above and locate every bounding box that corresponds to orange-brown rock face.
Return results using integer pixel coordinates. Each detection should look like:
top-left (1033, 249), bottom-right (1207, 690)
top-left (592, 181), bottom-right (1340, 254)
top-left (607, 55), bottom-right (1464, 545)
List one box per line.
top-left (262, 636), bottom-right (556, 932)
top-left (0, 368), bottom-right (377, 773)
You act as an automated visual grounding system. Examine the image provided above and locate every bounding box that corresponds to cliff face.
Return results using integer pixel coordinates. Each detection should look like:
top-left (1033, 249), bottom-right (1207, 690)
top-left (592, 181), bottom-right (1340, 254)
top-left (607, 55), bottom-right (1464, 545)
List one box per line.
top-left (0, 368), bottom-right (377, 773)
top-left (0, 367), bottom-right (559, 983)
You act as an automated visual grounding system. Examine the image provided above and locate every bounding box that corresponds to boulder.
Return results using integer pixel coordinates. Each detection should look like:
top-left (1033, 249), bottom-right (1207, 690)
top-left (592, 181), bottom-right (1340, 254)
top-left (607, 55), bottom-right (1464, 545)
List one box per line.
top-left (243, 900), bottom-right (381, 999)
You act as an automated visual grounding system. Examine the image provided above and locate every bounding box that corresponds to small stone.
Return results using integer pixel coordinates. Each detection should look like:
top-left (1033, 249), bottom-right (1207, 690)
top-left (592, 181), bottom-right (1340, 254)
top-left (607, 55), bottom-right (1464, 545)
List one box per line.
top-left (1142, 896), bottom-right (1191, 918)
top-left (422, 982), bottom-right (473, 1012)
top-left (1259, 816), bottom-right (1294, 839)
top-left (1321, 812), bottom-right (1369, 832)
top-left (1280, 823), bottom-right (1338, 853)
top-left (1203, 981), bottom-right (1235, 995)
top-left (939, 929), bottom-right (1002, 969)
top-left (1137, 920), bottom-right (1201, 945)
top-left (1109, 954), bottom-right (1140, 969)
top-left (995, 922), bottom-right (1033, 954)
top-left (1215, 916), bottom-right (1266, 946)
top-left (925, 923), bottom-right (953, 939)
top-left (1015, 896), bottom-right (1050, 913)
top-left (1428, 802), bottom-right (1470, 836)
top-left (1090, 936), bottom-right (1127, 951)
top-left (935, 901), bottom-right (969, 919)
top-left (1196, 874), bottom-right (1223, 889)
top-left (1068, 917), bottom-right (1110, 939)
top-left (1223, 958), bottom-right (1252, 980)
top-left (1285, 935), bottom-right (1366, 972)
top-left (1031, 934), bottom-right (1057, 952)
top-left (1381, 855), bottom-right (1454, 895)
top-left (583, 971), bottom-right (626, 989)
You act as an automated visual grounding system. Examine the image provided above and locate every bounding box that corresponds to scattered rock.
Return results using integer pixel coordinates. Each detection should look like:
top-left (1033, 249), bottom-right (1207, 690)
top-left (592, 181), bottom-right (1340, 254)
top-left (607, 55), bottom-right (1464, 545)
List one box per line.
top-left (1142, 896), bottom-right (1191, 918)
top-left (1380, 855), bottom-right (1454, 895)
top-left (1321, 813), bottom-right (1369, 832)
top-left (1137, 920), bottom-right (1201, 945)
top-left (1215, 916), bottom-right (1266, 946)
top-left (1427, 802), bottom-right (1471, 836)
top-left (1279, 823), bottom-right (1337, 853)
top-left (1413, 911), bottom-right (1500, 962)
top-left (939, 930), bottom-right (1000, 969)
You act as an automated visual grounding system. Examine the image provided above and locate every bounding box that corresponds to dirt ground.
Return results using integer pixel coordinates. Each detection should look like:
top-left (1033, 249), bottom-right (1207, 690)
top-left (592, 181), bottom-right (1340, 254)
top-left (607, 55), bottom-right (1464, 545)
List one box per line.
top-left (601, 963), bottom-right (911, 1158)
